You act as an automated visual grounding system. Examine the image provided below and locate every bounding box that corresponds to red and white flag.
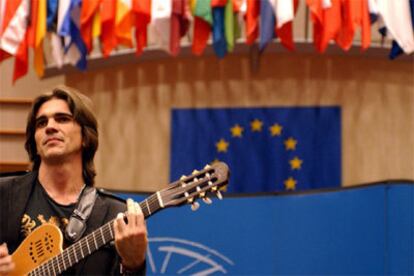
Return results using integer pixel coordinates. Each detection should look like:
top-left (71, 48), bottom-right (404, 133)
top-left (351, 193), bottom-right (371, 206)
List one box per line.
top-left (0, 0), bottom-right (30, 82)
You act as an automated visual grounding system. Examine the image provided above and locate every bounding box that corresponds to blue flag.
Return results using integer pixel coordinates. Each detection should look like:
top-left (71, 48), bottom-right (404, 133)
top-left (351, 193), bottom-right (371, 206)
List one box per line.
top-left (170, 107), bottom-right (341, 193)
top-left (259, 0), bottom-right (276, 52)
top-left (212, 7), bottom-right (227, 58)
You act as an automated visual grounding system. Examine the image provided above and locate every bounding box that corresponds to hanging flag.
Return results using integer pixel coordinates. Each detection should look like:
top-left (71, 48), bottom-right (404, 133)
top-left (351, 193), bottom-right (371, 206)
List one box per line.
top-left (57, 0), bottom-right (87, 70)
top-left (27, 0), bottom-right (46, 77)
top-left (259, 0), bottom-right (276, 52)
top-left (170, 107), bottom-right (341, 193)
top-left (0, 0), bottom-right (30, 83)
top-left (47, 0), bottom-right (59, 30)
top-left (336, 0), bottom-right (371, 51)
top-left (245, 0), bottom-right (260, 45)
top-left (35, 0), bottom-right (46, 77)
top-left (132, 0), bottom-right (151, 56)
top-left (13, 30), bottom-right (29, 83)
top-left (149, 0), bottom-right (172, 53)
top-left (100, 0), bottom-right (116, 57)
top-left (46, 0), bottom-right (64, 68)
top-left (80, 0), bottom-right (101, 53)
top-left (170, 0), bottom-right (190, 56)
top-left (0, 0), bottom-right (29, 57)
top-left (224, 0), bottom-right (235, 52)
top-left (212, 0), bottom-right (228, 58)
top-left (275, 0), bottom-right (299, 51)
top-left (306, 0), bottom-right (342, 53)
top-left (0, 0), bottom-right (11, 62)
top-left (306, 0), bottom-right (323, 52)
top-left (377, 0), bottom-right (414, 56)
top-left (192, 0), bottom-right (212, 55)
top-left (115, 0), bottom-right (133, 48)
top-left (389, 0), bottom-right (414, 59)
top-left (50, 32), bottom-right (64, 68)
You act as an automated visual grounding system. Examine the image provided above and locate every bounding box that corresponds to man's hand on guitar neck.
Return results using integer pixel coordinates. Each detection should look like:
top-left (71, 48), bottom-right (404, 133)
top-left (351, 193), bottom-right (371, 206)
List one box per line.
top-left (0, 243), bottom-right (14, 275)
top-left (114, 198), bottom-right (148, 271)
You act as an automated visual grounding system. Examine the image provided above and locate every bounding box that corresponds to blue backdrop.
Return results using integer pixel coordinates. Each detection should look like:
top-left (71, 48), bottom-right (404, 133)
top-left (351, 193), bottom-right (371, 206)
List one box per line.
top-left (118, 183), bottom-right (413, 275)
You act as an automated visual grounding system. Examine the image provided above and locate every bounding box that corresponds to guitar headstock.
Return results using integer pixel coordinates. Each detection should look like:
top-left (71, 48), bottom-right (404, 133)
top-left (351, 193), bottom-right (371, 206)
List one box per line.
top-left (160, 162), bottom-right (229, 210)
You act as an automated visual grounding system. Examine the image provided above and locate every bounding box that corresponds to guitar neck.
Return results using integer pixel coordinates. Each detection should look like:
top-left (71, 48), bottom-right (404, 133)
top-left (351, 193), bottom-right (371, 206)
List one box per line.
top-left (29, 194), bottom-right (162, 276)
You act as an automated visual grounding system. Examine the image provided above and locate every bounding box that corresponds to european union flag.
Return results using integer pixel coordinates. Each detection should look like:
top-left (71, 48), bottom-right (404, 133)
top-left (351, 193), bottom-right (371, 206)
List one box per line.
top-left (170, 107), bottom-right (341, 193)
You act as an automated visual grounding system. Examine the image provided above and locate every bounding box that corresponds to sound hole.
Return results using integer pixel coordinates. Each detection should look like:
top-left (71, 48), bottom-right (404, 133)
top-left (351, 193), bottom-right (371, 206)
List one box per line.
top-left (29, 232), bottom-right (54, 263)
top-left (29, 242), bottom-right (36, 263)
top-left (44, 233), bottom-right (53, 253)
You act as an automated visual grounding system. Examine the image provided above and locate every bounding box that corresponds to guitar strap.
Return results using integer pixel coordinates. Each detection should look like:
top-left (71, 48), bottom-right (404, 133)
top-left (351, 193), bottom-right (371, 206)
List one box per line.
top-left (65, 185), bottom-right (97, 243)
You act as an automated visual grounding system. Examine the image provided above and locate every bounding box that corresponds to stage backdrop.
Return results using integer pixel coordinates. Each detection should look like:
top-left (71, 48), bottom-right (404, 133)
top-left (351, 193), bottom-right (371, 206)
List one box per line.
top-left (117, 182), bottom-right (414, 275)
top-left (64, 52), bottom-right (414, 192)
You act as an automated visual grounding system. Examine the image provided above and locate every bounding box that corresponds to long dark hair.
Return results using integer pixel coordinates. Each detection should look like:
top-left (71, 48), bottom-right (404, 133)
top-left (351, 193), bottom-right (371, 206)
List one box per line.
top-left (25, 85), bottom-right (99, 186)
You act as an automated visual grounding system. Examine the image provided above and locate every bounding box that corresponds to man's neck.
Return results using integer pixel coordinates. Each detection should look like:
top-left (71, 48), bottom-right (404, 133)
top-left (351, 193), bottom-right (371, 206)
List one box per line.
top-left (38, 162), bottom-right (85, 205)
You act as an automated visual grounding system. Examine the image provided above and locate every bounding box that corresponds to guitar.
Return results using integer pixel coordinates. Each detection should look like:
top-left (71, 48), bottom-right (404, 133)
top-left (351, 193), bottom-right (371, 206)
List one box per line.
top-left (10, 162), bottom-right (229, 276)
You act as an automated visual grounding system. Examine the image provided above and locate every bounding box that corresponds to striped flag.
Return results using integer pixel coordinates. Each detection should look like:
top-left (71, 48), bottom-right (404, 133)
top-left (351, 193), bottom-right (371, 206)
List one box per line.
top-left (275, 0), bottom-right (299, 51)
top-left (57, 0), bottom-right (87, 70)
top-left (192, 0), bottom-right (212, 55)
top-left (0, 0), bottom-right (30, 82)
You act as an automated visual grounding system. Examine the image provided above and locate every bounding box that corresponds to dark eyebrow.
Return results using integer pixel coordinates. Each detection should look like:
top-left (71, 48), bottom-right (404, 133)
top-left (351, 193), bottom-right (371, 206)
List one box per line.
top-left (35, 112), bottom-right (73, 119)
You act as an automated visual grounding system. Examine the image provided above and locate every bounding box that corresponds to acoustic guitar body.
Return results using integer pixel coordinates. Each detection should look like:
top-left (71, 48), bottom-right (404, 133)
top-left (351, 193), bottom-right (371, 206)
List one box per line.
top-left (11, 224), bottom-right (63, 276)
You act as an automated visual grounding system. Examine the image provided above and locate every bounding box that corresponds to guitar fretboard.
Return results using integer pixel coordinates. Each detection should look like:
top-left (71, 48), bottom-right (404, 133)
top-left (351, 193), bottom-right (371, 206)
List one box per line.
top-left (28, 194), bottom-right (160, 276)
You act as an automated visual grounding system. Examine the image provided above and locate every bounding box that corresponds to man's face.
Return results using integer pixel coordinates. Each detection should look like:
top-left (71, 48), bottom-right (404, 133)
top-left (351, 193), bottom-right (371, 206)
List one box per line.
top-left (34, 98), bottom-right (83, 164)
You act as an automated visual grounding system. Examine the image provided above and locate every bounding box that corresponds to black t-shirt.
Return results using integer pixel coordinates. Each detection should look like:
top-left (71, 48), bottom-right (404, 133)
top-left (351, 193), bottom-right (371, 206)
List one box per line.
top-left (19, 180), bottom-right (81, 275)
top-left (19, 180), bottom-right (78, 241)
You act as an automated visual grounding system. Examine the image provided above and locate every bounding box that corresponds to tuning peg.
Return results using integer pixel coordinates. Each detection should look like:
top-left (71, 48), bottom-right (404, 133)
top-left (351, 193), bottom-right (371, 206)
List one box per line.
top-left (216, 190), bottom-right (223, 200)
top-left (185, 192), bottom-right (194, 204)
top-left (180, 175), bottom-right (186, 180)
top-left (204, 164), bottom-right (211, 169)
top-left (196, 186), bottom-right (205, 197)
top-left (191, 201), bottom-right (200, 211)
top-left (192, 169), bottom-right (199, 175)
top-left (202, 197), bottom-right (212, 204)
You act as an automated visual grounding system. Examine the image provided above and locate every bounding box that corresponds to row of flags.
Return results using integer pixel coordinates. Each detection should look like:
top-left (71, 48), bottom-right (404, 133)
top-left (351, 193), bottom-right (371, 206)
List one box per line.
top-left (0, 0), bottom-right (413, 83)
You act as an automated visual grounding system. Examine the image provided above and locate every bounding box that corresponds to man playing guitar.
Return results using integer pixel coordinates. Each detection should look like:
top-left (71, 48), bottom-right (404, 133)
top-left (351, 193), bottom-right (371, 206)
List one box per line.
top-left (0, 86), bottom-right (147, 275)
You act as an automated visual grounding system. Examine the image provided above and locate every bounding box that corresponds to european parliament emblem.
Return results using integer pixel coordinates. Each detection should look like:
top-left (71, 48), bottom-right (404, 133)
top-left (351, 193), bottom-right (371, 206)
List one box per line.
top-left (170, 107), bottom-right (341, 193)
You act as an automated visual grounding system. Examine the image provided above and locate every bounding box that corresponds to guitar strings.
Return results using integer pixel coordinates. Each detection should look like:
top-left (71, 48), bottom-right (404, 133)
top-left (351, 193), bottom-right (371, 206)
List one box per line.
top-left (30, 175), bottom-right (220, 275)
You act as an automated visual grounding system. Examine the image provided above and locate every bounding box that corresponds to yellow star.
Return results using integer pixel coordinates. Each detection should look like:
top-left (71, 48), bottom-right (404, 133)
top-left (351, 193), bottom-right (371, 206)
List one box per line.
top-left (216, 138), bottom-right (229, 153)
top-left (269, 123), bottom-right (283, 136)
top-left (230, 124), bottom-right (244, 137)
top-left (284, 177), bottom-right (297, 190)
top-left (284, 137), bottom-right (297, 150)
top-left (289, 156), bottom-right (303, 170)
top-left (251, 119), bottom-right (263, 132)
